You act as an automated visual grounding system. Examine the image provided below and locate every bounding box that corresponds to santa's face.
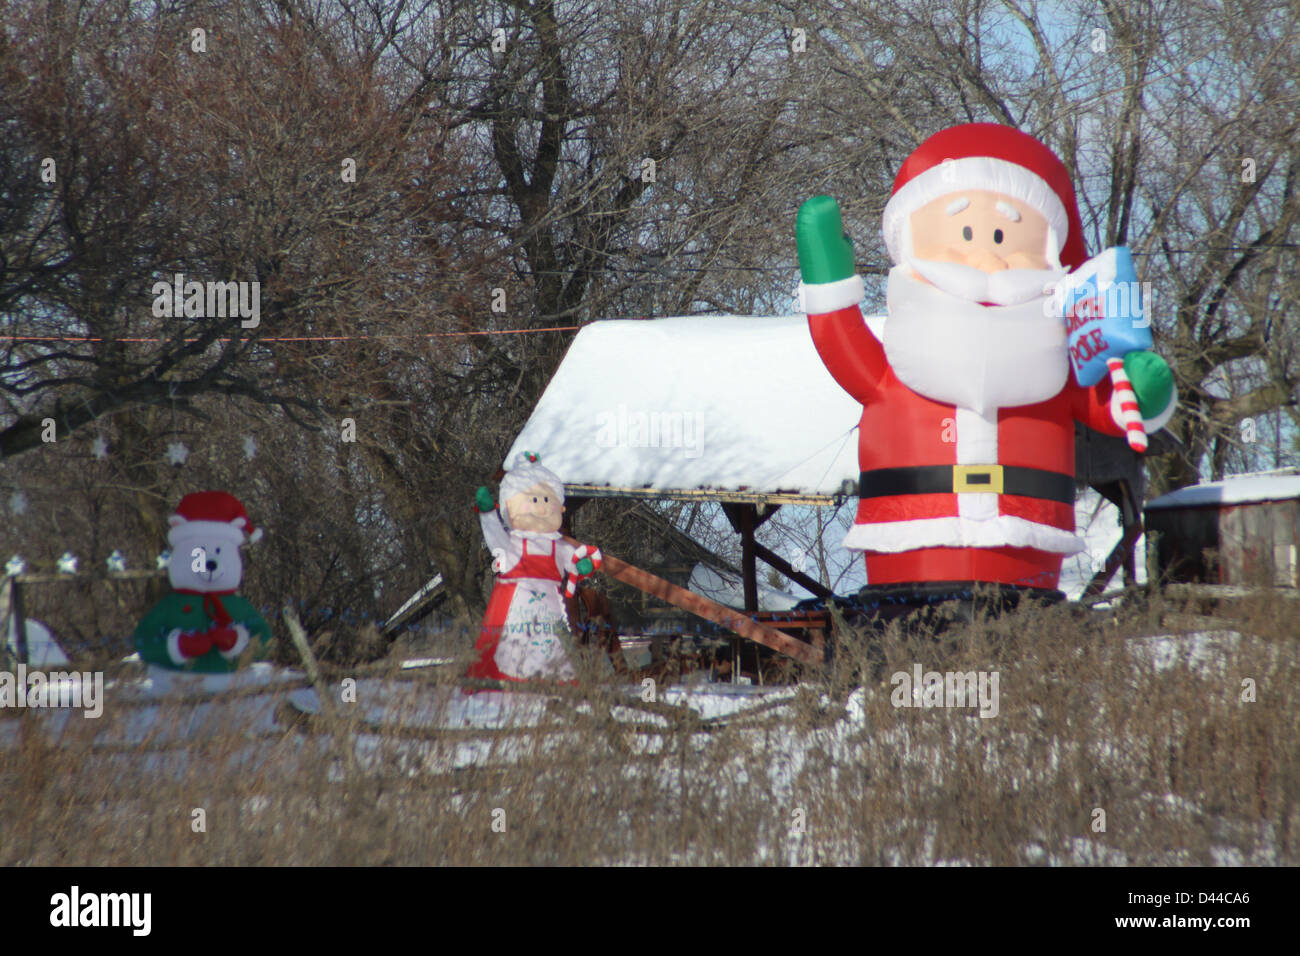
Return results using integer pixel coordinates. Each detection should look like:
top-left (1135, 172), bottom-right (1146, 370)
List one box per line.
top-left (904, 190), bottom-right (1065, 307)
top-left (884, 189), bottom-right (1069, 414)
top-left (505, 482), bottom-right (564, 533)
top-left (909, 189), bottom-right (1051, 271)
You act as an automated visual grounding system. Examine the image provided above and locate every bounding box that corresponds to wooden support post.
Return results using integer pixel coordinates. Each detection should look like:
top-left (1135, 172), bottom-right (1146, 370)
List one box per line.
top-left (722, 503), bottom-right (770, 614)
top-left (0, 578), bottom-right (11, 666)
top-left (1084, 520), bottom-right (1144, 599)
top-left (560, 495), bottom-right (589, 536)
top-left (751, 540), bottom-right (833, 600)
top-left (12, 579), bottom-right (27, 665)
top-left (1122, 526), bottom-right (1138, 587)
top-left (1118, 479), bottom-right (1141, 588)
top-left (566, 537), bottom-right (822, 666)
top-left (1145, 529), bottom-right (1162, 586)
top-left (740, 506), bottom-right (758, 613)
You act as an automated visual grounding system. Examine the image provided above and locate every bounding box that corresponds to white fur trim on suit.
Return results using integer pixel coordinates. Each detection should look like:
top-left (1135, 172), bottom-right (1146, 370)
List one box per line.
top-left (219, 624), bottom-right (251, 660)
top-left (955, 407), bottom-right (1000, 522)
top-left (798, 274), bottom-right (865, 315)
top-left (843, 515), bottom-right (1084, 554)
top-left (167, 519), bottom-right (247, 548)
top-left (883, 156), bottom-right (1069, 266)
top-left (165, 628), bottom-right (188, 666)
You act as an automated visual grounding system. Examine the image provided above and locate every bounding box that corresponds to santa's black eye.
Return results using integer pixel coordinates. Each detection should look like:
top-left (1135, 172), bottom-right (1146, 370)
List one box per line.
top-left (993, 229), bottom-right (1004, 244)
top-left (962, 226), bottom-right (973, 241)
top-left (215, 547), bottom-right (221, 553)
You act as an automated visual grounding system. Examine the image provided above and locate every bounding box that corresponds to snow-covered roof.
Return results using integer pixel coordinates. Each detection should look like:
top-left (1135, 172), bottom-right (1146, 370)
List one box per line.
top-left (1145, 472), bottom-right (1300, 510)
top-left (506, 315), bottom-right (866, 498)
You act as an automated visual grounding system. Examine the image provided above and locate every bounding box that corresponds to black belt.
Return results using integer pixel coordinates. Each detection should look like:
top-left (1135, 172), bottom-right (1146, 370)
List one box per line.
top-left (858, 466), bottom-right (1075, 503)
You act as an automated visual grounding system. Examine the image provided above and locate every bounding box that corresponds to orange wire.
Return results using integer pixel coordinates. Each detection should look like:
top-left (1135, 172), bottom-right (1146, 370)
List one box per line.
top-left (0, 325), bottom-right (584, 343)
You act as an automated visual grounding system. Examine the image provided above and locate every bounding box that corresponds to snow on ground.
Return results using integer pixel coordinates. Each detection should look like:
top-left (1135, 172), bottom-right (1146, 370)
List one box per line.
top-left (6, 623), bottom-right (1254, 760)
top-left (287, 681), bottom-right (552, 731)
top-left (279, 679), bottom-right (802, 774)
top-left (1127, 630), bottom-right (1242, 677)
top-left (2, 642), bottom-right (1281, 863)
top-left (120, 662), bottom-right (305, 701)
top-left (659, 681), bottom-right (798, 719)
top-left (287, 678), bottom-right (795, 730)
top-left (0, 663), bottom-right (305, 752)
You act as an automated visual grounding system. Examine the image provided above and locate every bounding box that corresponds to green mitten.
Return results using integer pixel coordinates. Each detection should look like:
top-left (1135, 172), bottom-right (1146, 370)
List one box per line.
top-left (474, 486), bottom-right (496, 513)
top-left (575, 557), bottom-right (594, 576)
top-left (1122, 351), bottom-right (1174, 419)
top-left (796, 196), bottom-right (856, 285)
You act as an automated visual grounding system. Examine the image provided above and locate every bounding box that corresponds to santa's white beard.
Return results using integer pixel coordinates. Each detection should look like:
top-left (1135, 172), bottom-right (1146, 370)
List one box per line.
top-left (883, 264), bottom-right (1070, 415)
top-left (906, 256), bottom-right (1066, 307)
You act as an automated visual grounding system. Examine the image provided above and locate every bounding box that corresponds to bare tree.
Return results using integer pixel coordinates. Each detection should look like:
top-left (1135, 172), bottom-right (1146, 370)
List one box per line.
top-left (0, 0), bottom-right (496, 645)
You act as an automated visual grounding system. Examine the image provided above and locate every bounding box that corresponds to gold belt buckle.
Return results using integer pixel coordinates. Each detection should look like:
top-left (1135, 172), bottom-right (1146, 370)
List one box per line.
top-left (953, 464), bottom-right (1004, 494)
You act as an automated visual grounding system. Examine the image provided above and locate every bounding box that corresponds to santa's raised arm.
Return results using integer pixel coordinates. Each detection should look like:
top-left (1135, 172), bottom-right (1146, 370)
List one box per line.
top-left (797, 123), bottom-right (1175, 593)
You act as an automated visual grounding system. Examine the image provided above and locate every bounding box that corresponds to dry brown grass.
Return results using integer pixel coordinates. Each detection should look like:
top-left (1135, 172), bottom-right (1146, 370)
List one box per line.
top-left (1, 592), bottom-right (1296, 866)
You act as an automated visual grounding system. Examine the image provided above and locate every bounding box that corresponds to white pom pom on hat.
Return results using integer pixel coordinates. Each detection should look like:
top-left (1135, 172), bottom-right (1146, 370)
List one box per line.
top-left (498, 451), bottom-right (565, 524)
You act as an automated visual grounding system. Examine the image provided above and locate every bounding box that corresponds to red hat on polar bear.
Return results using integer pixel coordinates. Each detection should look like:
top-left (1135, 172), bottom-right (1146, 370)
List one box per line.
top-left (881, 123), bottom-right (1089, 271)
top-left (168, 490), bottom-right (262, 545)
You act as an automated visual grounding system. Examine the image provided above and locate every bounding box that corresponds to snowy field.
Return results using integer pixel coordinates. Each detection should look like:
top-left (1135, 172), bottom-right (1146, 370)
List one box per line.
top-left (2, 486), bottom-right (1291, 866)
top-left (4, 609), bottom-right (1290, 867)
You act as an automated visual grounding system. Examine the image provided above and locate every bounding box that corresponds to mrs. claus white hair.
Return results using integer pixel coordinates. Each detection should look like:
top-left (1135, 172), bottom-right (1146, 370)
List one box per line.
top-left (498, 451), bottom-right (565, 527)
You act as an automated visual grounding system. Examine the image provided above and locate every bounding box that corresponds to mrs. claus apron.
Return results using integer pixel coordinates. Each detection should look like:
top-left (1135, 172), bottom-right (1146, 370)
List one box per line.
top-left (468, 537), bottom-right (576, 682)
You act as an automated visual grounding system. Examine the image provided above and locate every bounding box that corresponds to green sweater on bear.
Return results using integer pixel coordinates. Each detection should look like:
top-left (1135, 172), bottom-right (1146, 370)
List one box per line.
top-left (133, 591), bottom-right (273, 673)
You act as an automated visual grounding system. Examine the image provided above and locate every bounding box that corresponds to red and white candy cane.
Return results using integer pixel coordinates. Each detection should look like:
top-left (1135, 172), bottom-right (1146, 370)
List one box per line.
top-left (564, 545), bottom-right (604, 597)
top-left (1108, 357), bottom-right (1148, 453)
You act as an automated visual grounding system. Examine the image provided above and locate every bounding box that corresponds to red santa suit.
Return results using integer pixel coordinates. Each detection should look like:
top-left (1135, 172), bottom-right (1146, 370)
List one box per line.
top-left (808, 292), bottom-right (1123, 590)
top-left (802, 124), bottom-right (1174, 591)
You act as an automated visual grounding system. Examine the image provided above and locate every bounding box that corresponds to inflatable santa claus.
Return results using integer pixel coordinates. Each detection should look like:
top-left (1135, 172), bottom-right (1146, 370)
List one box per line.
top-left (468, 452), bottom-right (602, 683)
top-left (797, 123), bottom-right (1176, 593)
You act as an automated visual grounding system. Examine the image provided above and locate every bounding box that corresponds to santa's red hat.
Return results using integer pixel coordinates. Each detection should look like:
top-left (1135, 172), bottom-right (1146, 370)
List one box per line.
top-left (167, 490), bottom-right (262, 545)
top-left (882, 123), bottom-right (1088, 270)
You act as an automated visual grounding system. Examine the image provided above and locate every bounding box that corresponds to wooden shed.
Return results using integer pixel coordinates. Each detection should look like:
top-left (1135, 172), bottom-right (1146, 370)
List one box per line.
top-left (1143, 470), bottom-right (1300, 587)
